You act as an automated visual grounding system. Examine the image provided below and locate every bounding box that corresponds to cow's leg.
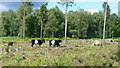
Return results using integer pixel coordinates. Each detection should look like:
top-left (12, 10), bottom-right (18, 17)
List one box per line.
top-left (39, 44), bottom-right (40, 46)
top-left (57, 44), bottom-right (60, 47)
top-left (49, 43), bottom-right (52, 46)
top-left (101, 44), bottom-right (103, 48)
top-left (52, 44), bottom-right (56, 47)
top-left (38, 43), bottom-right (42, 46)
top-left (56, 45), bottom-right (59, 47)
top-left (31, 44), bottom-right (34, 47)
top-left (58, 44), bottom-right (60, 47)
top-left (49, 41), bottom-right (52, 46)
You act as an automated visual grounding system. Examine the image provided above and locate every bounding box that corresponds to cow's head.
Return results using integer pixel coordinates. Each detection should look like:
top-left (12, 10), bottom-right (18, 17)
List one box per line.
top-left (59, 40), bottom-right (62, 43)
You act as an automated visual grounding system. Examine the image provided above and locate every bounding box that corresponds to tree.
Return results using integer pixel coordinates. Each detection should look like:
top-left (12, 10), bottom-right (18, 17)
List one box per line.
top-left (116, 17), bottom-right (120, 37)
top-left (103, 2), bottom-right (110, 19)
top-left (0, 12), bottom-right (2, 43)
top-left (33, 8), bottom-right (41, 37)
top-left (0, 12), bottom-right (2, 37)
top-left (102, 0), bottom-right (109, 44)
top-left (102, 1), bottom-right (111, 38)
top-left (21, 2), bottom-right (33, 39)
top-left (1, 2), bottom-right (120, 39)
top-left (58, 0), bottom-right (74, 43)
top-left (91, 11), bottom-right (104, 38)
top-left (73, 11), bottom-right (90, 39)
top-left (68, 9), bottom-right (92, 39)
top-left (68, 10), bottom-right (76, 38)
top-left (8, 10), bottom-right (17, 36)
top-left (25, 14), bottom-right (39, 37)
top-left (44, 6), bottom-right (64, 38)
top-left (1, 10), bottom-right (17, 36)
top-left (1, 11), bottom-right (10, 36)
top-left (107, 13), bottom-right (118, 38)
top-left (40, 3), bottom-right (48, 38)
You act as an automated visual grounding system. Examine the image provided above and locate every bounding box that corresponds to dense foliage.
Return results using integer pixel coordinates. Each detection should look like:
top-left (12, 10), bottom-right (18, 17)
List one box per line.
top-left (0, 2), bottom-right (120, 38)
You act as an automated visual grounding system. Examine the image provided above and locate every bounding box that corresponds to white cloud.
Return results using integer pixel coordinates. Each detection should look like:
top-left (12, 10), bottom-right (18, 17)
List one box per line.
top-left (85, 9), bottom-right (118, 15)
top-left (85, 9), bottom-right (99, 14)
top-left (0, 4), bottom-right (8, 11)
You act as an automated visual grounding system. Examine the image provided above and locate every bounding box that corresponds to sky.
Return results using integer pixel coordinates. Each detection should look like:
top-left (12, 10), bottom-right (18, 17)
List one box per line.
top-left (0, 0), bottom-right (119, 15)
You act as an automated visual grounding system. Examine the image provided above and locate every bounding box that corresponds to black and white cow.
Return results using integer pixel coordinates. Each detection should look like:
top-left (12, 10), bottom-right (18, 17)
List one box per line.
top-left (8, 42), bottom-right (13, 46)
top-left (31, 39), bottom-right (45, 47)
top-left (49, 40), bottom-right (62, 47)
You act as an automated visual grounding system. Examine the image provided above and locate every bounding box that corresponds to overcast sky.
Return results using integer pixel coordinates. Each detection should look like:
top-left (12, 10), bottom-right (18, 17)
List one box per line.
top-left (0, 0), bottom-right (119, 15)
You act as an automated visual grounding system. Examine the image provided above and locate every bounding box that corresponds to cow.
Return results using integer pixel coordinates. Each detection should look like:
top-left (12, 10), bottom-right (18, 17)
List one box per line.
top-left (8, 42), bottom-right (13, 46)
top-left (49, 40), bottom-right (62, 47)
top-left (105, 39), bottom-right (114, 43)
top-left (31, 39), bottom-right (45, 47)
top-left (92, 40), bottom-right (102, 46)
top-left (110, 39), bottom-right (114, 42)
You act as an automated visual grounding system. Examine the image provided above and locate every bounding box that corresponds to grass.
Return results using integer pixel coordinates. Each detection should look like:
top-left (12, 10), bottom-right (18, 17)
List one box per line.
top-left (1, 36), bottom-right (73, 44)
top-left (1, 36), bottom-right (120, 43)
top-left (0, 37), bottom-right (120, 66)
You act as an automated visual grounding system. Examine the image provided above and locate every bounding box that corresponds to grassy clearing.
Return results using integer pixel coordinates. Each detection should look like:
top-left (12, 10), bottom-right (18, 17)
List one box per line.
top-left (1, 37), bottom-right (73, 44)
top-left (1, 36), bottom-right (120, 44)
top-left (0, 37), bottom-right (119, 66)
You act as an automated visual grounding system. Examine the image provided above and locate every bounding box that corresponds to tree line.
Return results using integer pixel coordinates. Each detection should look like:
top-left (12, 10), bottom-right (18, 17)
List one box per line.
top-left (0, 2), bottom-right (120, 39)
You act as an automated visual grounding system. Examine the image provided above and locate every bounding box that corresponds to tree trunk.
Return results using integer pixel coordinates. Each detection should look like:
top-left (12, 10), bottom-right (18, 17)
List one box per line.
top-left (77, 30), bottom-right (80, 39)
top-left (23, 10), bottom-right (26, 41)
top-left (103, 0), bottom-right (108, 45)
top-left (40, 21), bottom-right (43, 38)
top-left (0, 14), bottom-right (1, 36)
top-left (52, 32), bottom-right (54, 38)
top-left (64, 1), bottom-right (68, 43)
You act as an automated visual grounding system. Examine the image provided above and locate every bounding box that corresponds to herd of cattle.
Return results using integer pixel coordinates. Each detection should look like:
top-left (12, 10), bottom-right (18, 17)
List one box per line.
top-left (7, 40), bottom-right (62, 47)
top-left (7, 39), bottom-right (116, 47)
top-left (0, 39), bottom-right (119, 53)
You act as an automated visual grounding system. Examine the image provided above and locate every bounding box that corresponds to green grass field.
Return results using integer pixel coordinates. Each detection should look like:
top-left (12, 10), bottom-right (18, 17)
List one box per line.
top-left (0, 37), bottom-right (120, 66)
